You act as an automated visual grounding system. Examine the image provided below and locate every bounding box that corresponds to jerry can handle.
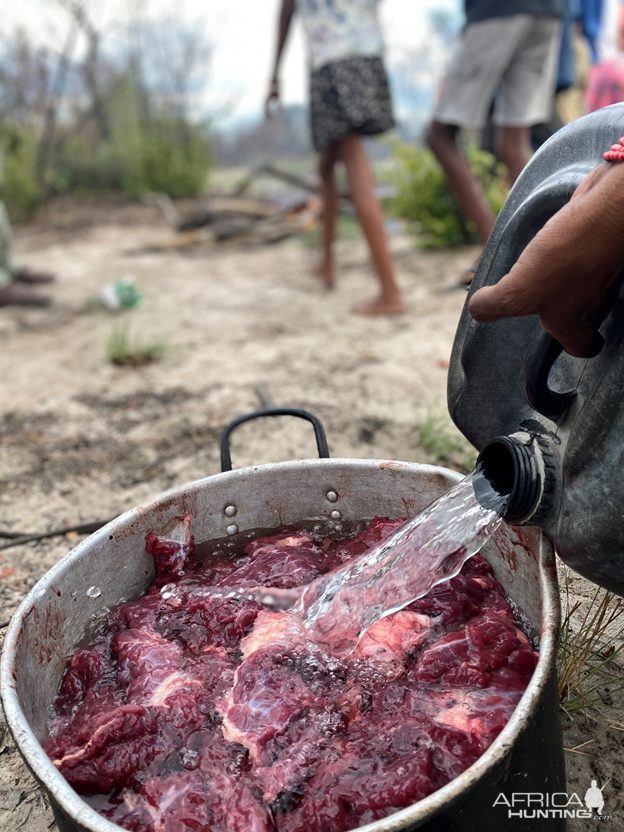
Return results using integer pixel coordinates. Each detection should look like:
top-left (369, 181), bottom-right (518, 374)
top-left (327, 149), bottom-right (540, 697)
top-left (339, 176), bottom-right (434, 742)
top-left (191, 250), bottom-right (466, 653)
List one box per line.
top-left (519, 328), bottom-right (576, 424)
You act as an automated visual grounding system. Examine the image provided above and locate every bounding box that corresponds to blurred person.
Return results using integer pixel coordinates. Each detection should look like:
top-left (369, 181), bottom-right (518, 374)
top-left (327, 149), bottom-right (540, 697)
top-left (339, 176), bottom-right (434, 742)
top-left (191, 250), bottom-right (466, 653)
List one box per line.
top-left (0, 152), bottom-right (53, 307)
top-left (0, 200), bottom-right (54, 307)
top-left (554, 0), bottom-right (596, 126)
top-left (586, 0), bottom-right (624, 111)
top-left (470, 132), bottom-right (624, 358)
top-left (428, 0), bottom-right (564, 284)
top-left (266, 0), bottom-right (404, 315)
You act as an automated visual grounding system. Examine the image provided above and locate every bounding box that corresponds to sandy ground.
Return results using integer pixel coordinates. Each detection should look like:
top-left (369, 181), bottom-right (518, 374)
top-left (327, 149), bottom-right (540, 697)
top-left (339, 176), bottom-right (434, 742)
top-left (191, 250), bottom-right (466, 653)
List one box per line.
top-left (0, 200), bottom-right (622, 830)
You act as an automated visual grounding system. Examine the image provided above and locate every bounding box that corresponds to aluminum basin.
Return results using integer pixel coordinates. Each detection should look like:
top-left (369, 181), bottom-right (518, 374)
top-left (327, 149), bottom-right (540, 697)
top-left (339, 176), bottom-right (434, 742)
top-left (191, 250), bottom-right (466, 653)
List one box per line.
top-left (0, 458), bottom-right (564, 832)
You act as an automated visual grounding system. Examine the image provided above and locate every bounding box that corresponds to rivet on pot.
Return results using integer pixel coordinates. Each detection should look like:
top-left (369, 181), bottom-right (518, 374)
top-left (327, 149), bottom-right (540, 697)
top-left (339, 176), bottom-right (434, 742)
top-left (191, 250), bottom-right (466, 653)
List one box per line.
top-left (226, 524), bottom-right (238, 536)
top-left (330, 510), bottom-right (342, 520)
top-left (326, 490), bottom-right (338, 503)
top-left (224, 505), bottom-right (237, 517)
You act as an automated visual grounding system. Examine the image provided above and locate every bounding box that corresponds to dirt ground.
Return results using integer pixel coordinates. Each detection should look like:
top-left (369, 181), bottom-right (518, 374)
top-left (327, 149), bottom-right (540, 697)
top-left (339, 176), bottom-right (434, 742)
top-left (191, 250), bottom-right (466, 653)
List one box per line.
top-left (0, 200), bottom-right (622, 830)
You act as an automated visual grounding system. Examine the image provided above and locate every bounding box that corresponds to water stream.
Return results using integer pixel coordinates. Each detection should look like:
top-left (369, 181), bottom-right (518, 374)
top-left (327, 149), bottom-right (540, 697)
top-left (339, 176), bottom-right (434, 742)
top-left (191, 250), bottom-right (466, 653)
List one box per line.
top-left (295, 468), bottom-right (508, 657)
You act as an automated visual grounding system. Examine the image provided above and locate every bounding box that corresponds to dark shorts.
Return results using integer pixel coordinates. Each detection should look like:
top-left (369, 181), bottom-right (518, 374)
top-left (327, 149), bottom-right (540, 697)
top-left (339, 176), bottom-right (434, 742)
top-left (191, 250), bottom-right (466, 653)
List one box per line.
top-left (310, 55), bottom-right (395, 153)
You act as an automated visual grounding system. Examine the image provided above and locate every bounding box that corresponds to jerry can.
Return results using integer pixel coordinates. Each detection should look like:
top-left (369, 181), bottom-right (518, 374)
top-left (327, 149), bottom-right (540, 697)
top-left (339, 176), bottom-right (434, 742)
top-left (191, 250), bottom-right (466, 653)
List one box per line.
top-left (449, 103), bottom-right (624, 596)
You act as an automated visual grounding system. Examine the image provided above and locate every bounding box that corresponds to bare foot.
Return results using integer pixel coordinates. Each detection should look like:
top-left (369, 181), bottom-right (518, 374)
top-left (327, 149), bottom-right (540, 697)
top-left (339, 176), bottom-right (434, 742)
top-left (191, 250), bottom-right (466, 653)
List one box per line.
top-left (353, 296), bottom-right (404, 316)
top-left (457, 252), bottom-right (483, 287)
top-left (0, 283), bottom-right (52, 307)
top-left (457, 267), bottom-right (476, 287)
top-left (13, 267), bottom-right (56, 285)
top-left (314, 261), bottom-right (335, 290)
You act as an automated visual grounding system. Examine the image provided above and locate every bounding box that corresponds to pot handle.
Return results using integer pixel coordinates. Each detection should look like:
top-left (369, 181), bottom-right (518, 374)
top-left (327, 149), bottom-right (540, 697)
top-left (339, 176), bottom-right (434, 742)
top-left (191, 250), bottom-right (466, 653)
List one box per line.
top-left (220, 408), bottom-right (330, 472)
top-left (519, 329), bottom-right (576, 424)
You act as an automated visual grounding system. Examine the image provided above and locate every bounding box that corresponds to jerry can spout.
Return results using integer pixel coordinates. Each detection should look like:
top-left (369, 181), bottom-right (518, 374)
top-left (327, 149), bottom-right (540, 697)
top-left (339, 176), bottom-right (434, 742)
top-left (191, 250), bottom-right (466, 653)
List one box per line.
top-left (476, 434), bottom-right (558, 526)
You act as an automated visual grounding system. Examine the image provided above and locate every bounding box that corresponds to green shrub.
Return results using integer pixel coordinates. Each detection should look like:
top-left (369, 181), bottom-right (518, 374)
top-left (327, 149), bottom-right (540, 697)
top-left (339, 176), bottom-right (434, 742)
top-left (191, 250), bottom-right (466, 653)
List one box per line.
top-left (52, 120), bottom-right (210, 201)
top-left (0, 124), bottom-right (42, 221)
top-left (49, 135), bottom-right (126, 196)
top-left (44, 76), bottom-right (211, 201)
top-left (390, 141), bottom-right (508, 249)
top-left (119, 120), bottom-right (210, 200)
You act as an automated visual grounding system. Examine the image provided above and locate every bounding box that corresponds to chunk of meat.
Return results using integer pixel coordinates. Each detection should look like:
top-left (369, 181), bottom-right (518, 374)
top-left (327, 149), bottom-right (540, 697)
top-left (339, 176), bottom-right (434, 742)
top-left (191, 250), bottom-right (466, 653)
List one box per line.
top-left (328, 517), bottom-right (406, 563)
top-left (44, 703), bottom-right (159, 793)
top-left (114, 629), bottom-right (183, 685)
top-left (221, 641), bottom-right (357, 809)
top-left (276, 721), bottom-right (436, 832)
top-left (112, 770), bottom-right (274, 832)
top-left (412, 610), bottom-right (537, 688)
top-left (222, 531), bottom-right (339, 590)
top-left (160, 595), bottom-right (263, 654)
top-left (241, 608), bottom-right (431, 677)
top-left (126, 669), bottom-right (203, 709)
top-left (145, 515), bottom-right (194, 576)
top-left (239, 610), bottom-right (304, 659)
top-left (350, 610), bottom-right (431, 677)
top-left (406, 555), bottom-right (510, 627)
top-left (54, 639), bottom-right (117, 716)
top-left (405, 686), bottom-right (522, 754)
top-left (220, 645), bottom-right (324, 761)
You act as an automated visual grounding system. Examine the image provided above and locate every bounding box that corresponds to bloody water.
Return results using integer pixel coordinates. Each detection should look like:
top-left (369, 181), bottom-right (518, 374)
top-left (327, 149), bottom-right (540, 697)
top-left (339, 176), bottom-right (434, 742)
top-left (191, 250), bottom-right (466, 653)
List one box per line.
top-left (44, 484), bottom-right (535, 832)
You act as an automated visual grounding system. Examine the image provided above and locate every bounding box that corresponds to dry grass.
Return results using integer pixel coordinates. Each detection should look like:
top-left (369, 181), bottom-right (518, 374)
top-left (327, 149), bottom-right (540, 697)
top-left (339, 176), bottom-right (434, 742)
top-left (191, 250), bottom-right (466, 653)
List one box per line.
top-left (417, 408), bottom-right (478, 474)
top-left (558, 567), bottom-right (624, 721)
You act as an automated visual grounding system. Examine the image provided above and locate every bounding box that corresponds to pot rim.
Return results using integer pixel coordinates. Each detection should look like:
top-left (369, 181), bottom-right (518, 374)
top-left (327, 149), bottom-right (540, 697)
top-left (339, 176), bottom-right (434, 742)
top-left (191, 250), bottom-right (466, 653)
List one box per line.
top-left (0, 458), bottom-right (560, 832)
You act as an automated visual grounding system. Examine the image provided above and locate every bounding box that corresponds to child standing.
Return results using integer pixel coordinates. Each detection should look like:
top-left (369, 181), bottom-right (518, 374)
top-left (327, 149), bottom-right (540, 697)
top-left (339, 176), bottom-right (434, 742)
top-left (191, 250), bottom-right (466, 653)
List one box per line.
top-left (266, 0), bottom-right (404, 315)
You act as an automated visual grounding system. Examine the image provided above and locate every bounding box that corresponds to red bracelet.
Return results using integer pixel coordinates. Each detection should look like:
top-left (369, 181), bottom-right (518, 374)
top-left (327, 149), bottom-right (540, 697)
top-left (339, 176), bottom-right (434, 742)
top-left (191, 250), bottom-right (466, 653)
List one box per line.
top-left (604, 134), bottom-right (624, 162)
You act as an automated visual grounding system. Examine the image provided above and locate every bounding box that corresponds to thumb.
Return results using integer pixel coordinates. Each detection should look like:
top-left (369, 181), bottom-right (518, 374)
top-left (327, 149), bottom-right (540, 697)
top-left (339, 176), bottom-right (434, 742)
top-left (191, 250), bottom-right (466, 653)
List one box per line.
top-left (468, 271), bottom-right (536, 323)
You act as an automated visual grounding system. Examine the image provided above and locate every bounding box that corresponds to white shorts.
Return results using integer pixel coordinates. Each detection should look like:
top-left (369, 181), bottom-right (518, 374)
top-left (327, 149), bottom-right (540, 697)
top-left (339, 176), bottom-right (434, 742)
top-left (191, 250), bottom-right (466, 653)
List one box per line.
top-left (433, 15), bottom-right (562, 130)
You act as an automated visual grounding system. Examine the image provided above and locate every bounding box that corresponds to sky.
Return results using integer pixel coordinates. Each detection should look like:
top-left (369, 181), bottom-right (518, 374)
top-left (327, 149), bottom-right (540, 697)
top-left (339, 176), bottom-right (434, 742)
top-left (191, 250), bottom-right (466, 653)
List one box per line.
top-left (2, 0), bottom-right (462, 130)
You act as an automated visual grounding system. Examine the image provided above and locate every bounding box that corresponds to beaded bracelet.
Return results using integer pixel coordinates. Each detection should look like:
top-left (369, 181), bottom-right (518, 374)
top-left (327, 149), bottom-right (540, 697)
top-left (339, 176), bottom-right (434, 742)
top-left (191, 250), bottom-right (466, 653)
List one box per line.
top-left (604, 135), bottom-right (624, 162)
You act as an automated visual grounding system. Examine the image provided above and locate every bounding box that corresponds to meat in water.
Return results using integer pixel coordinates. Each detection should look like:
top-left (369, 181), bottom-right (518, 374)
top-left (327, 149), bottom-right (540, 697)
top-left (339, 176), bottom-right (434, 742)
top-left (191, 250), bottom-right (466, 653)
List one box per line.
top-left (44, 515), bottom-right (538, 832)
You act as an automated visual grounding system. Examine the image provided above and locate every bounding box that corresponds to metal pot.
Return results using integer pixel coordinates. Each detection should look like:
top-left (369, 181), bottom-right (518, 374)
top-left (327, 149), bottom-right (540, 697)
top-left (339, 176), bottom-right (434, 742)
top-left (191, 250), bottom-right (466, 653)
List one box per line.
top-left (1, 410), bottom-right (564, 832)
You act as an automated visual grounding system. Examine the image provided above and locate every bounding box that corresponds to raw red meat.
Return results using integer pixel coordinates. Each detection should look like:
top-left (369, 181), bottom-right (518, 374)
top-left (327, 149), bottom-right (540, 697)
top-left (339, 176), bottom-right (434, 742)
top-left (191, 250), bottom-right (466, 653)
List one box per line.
top-left (328, 517), bottom-right (405, 562)
top-left (45, 700), bottom-right (159, 793)
top-left (45, 515), bottom-right (538, 832)
top-left (223, 531), bottom-right (341, 590)
top-left (411, 610), bottom-right (537, 689)
top-left (145, 515), bottom-right (194, 576)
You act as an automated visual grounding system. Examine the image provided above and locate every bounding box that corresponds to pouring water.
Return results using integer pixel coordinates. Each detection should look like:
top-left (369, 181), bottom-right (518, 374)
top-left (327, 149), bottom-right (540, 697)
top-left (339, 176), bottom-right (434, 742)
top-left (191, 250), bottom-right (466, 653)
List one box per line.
top-left (296, 467), bottom-right (508, 656)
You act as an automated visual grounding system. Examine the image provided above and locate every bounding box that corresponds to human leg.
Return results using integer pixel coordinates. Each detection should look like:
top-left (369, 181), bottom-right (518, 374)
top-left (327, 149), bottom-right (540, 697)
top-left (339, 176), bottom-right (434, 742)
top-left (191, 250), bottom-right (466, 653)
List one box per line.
top-left (496, 126), bottom-right (533, 185)
top-left (428, 19), bottom-right (530, 248)
top-left (14, 267), bottom-right (55, 284)
top-left (337, 134), bottom-right (403, 315)
top-left (318, 144), bottom-right (339, 288)
top-left (428, 121), bottom-right (496, 245)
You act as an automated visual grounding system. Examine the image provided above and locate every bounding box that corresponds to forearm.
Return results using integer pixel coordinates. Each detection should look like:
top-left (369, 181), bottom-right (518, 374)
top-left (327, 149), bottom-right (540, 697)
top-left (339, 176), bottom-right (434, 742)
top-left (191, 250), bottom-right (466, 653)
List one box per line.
top-left (270, 0), bottom-right (295, 83)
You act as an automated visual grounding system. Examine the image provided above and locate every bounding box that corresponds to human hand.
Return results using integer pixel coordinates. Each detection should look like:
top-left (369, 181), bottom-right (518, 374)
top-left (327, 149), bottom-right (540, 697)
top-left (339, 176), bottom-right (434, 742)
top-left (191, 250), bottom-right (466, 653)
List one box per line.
top-left (469, 163), bottom-right (624, 357)
top-left (265, 79), bottom-right (280, 120)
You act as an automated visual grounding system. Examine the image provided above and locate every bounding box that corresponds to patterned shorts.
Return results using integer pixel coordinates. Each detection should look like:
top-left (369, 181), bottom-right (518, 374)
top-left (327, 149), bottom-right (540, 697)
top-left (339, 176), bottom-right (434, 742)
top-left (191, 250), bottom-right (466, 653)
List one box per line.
top-left (310, 55), bottom-right (395, 153)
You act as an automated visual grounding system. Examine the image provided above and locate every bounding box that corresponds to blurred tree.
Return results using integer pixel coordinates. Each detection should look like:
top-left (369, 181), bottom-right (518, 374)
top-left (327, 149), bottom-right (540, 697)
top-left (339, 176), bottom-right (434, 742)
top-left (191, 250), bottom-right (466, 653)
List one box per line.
top-left (0, 0), bottom-right (213, 216)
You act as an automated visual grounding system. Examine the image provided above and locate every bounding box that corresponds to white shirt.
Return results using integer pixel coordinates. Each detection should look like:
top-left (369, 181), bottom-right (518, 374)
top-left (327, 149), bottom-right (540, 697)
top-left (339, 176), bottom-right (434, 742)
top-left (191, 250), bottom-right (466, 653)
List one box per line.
top-left (297, 0), bottom-right (384, 70)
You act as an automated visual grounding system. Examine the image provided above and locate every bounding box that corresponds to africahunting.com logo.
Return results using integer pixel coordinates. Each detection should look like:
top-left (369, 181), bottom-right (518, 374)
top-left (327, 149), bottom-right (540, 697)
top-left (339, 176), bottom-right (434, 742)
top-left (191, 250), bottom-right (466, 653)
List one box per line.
top-left (493, 779), bottom-right (613, 820)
